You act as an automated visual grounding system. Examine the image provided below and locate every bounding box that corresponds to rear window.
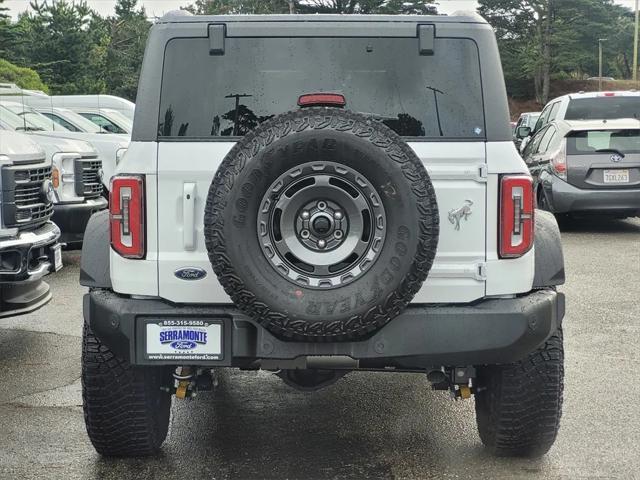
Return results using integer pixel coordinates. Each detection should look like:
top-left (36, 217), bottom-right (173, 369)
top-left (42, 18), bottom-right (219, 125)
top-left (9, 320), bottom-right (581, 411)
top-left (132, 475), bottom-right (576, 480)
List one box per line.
top-left (565, 97), bottom-right (640, 121)
top-left (566, 129), bottom-right (640, 155)
top-left (158, 36), bottom-right (485, 140)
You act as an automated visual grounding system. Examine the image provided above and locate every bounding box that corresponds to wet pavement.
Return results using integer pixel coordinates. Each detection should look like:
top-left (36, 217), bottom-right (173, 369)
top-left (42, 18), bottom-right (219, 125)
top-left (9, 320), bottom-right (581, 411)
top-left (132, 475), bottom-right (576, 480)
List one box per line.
top-left (0, 217), bottom-right (639, 479)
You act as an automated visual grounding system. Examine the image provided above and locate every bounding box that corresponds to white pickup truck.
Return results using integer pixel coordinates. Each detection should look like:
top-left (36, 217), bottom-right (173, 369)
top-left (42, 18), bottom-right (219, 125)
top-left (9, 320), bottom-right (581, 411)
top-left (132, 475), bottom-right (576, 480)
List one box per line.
top-left (0, 131), bottom-right (62, 316)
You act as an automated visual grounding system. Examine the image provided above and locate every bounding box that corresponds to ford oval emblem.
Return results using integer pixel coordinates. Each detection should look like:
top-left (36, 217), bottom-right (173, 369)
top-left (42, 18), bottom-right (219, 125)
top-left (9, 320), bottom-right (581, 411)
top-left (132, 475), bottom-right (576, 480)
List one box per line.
top-left (174, 267), bottom-right (207, 281)
top-left (170, 340), bottom-right (197, 350)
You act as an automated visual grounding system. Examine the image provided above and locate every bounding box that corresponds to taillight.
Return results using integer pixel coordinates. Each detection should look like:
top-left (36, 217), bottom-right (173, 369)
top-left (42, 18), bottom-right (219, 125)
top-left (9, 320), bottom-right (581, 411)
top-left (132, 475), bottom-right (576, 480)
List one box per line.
top-left (500, 175), bottom-right (534, 258)
top-left (550, 140), bottom-right (567, 180)
top-left (110, 175), bottom-right (145, 259)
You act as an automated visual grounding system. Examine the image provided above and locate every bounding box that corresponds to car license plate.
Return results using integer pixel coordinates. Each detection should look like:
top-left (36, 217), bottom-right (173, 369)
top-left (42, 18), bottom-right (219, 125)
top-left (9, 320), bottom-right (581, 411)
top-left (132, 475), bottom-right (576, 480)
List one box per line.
top-left (603, 169), bottom-right (629, 183)
top-left (52, 244), bottom-right (63, 272)
top-left (145, 320), bottom-right (223, 361)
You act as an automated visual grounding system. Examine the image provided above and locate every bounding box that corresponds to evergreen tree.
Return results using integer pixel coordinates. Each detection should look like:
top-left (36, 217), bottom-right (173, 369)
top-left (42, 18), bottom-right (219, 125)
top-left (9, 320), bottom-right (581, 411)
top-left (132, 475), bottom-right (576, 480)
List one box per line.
top-left (13, 0), bottom-right (106, 94)
top-left (184, 0), bottom-right (437, 15)
top-left (103, 0), bottom-right (151, 100)
top-left (479, 0), bottom-right (634, 103)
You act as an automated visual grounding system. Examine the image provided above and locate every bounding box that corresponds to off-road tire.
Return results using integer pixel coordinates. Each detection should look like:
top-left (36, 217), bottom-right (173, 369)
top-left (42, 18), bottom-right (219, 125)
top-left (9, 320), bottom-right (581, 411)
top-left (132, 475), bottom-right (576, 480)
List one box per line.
top-left (82, 323), bottom-right (172, 457)
top-left (204, 107), bottom-right (439, 342)
top-left (475, 328), bottom-right (564, 457)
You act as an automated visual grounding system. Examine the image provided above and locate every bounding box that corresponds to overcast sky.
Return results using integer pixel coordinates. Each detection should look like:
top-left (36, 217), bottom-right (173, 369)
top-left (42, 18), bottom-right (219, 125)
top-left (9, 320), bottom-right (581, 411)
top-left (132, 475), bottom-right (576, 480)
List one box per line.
top-left (4, 0), bottom-right (638, 19)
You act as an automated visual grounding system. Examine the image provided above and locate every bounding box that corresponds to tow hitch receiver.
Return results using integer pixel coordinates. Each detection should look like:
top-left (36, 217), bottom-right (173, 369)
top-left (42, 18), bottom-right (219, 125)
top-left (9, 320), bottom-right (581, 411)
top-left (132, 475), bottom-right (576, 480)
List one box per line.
top-left (426, 366), bottom-right (476, 400)
top-left (170, 367), bottom-right (217, 399)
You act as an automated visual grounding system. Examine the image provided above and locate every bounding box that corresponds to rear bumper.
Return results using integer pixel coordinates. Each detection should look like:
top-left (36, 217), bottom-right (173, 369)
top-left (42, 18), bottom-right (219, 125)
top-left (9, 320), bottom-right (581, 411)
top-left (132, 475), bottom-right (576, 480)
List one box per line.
top-left (52, 197), bottom-right (108, 245)
top-left (84, 288), bottom-right (565, 369)
top-left (545, 176), bottom-right (640, 215)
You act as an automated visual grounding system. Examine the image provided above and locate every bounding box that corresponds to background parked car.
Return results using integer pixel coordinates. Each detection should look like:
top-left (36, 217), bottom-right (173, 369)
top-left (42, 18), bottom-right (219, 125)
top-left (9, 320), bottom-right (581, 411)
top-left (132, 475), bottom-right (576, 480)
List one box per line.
top-left (1, 101), bottom-right (129, 193)
top-left (513, 111), bottom-right (541, 151)
top-left (0, 85), bottom-right (134, 134)
top-left (0, 88), bottom-right (136, 121)
top-left (0, 105), bottom-right (107, 246)
top-left (0, 130), bottom-right (62, 316)
top-left (532, 90), bottom-right (640, 134)
top-left (522, 118), bottom-right (640, 219)
top-left (72, 107), bottom-right (132, 134)
top-left (37, 106), bottom-right (109, 134)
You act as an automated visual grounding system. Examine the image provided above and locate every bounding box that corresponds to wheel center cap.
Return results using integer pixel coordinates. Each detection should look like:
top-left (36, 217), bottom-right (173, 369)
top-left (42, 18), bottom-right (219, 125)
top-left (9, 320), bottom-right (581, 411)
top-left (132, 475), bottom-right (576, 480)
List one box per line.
top-left (312, 216), bottom-right (331, 235)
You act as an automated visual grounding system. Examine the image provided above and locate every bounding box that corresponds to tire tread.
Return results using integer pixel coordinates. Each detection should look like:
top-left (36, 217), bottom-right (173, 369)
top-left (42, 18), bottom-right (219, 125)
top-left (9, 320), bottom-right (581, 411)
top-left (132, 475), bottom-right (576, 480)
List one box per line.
top-left (475, 329), bottom-right (564, 457)
top-left (82, 324), bottom-right (171, 457)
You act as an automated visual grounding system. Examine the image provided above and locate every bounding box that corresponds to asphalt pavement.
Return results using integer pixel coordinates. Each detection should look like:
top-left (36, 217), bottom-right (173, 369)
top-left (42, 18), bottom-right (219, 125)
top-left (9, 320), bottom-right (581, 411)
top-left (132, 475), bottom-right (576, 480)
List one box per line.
top-left (0, 217), bottom-right (639, 480)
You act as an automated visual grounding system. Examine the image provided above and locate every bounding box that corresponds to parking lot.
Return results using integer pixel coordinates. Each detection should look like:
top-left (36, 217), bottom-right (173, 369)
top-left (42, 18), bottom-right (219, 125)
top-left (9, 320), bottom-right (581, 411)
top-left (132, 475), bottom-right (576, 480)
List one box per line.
top-left (0, 217), bottom-right (638, 480)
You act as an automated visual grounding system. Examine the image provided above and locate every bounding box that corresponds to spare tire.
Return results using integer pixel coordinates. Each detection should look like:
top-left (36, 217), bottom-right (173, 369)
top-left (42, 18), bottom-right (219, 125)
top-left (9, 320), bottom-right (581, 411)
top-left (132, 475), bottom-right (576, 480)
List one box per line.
top-left (204, 108), bottom-right (439, 342)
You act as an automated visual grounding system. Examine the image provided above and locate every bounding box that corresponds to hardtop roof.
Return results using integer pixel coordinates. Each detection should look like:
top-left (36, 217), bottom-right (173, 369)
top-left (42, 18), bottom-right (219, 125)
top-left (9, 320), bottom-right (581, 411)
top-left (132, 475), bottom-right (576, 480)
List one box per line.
top-left (157, 12), bottom-right (487, 25)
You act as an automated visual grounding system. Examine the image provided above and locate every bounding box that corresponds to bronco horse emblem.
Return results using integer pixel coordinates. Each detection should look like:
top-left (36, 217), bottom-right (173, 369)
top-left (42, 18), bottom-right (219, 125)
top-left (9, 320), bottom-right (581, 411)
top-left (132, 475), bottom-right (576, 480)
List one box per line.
top-left (448, 200), bottom-right (473, 231)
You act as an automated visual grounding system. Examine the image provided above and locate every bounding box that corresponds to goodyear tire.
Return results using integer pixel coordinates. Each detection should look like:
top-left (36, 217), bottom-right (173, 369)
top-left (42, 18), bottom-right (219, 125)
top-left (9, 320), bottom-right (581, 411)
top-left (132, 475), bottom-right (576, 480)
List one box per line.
top-left (82, 324), bottom-right (172, 456)
top-left (475, 328), bottom-right (565, 457)
top-left (205, 108), bottom-right (439, 342)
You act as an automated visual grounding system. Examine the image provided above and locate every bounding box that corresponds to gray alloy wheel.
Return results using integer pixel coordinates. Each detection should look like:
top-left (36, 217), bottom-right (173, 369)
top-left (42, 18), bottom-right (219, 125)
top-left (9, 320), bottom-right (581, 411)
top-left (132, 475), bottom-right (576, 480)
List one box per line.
top-left (257, 161), bottom-right (386, 289)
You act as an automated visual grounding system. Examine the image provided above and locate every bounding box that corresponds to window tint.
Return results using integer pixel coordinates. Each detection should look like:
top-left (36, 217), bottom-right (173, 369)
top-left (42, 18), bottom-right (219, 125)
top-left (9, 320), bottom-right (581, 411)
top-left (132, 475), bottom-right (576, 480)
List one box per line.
top-left (41, 112), bottom-right (80, 132)
top-left (79, 113), bottom-right (126, 134)
top-left (20, 111), bottom-right (69, 132)
top-left (159, 36), bottom-right (485, 139)
top-left (538, 126), bottom-right (556, 154)
top-left (548, 102), bottom-right (561, 122)
top-left (524, 126), bottom-right (548, 157)
top-left (0, 105), bottom-right (38, 130)
top-left (567, 129), bottom-right (640, 154)
top-left (565, 97), bottom-right (640, 120)
top-left (534, 105), bottom-right (552, 132)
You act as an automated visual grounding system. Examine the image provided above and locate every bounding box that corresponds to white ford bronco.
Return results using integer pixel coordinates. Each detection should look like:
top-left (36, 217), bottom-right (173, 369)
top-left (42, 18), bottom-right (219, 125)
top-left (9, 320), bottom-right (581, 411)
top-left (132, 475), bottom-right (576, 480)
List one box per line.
top-left (80, 12), bottom-right (566, 458)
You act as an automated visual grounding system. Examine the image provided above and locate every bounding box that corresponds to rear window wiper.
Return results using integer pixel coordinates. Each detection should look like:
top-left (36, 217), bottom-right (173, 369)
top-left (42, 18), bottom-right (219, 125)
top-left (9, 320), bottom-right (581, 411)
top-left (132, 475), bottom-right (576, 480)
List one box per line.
top-left (595, 148), bottom-right (625, 157)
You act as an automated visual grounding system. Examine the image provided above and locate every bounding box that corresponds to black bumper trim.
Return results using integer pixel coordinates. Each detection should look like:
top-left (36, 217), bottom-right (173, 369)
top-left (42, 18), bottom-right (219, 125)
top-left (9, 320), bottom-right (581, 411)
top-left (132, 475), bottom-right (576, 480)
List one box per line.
top-left (52, 197), bottom-right (107, 244)
top-left (84, 289), bottom-right (564, 368)
top-left (0, 281), bottom-right (52, 318)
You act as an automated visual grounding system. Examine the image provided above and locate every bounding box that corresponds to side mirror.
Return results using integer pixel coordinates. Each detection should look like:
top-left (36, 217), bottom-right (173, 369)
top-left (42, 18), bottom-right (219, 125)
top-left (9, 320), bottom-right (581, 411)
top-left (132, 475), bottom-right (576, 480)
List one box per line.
top-left (516, 126), bottom-right (531, 139)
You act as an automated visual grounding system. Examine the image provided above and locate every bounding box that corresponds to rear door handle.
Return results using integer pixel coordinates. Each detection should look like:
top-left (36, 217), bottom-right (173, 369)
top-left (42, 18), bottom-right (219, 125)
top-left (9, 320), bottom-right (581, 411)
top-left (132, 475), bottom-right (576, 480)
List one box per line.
top-left (183, 182), bottom-right (196, 250)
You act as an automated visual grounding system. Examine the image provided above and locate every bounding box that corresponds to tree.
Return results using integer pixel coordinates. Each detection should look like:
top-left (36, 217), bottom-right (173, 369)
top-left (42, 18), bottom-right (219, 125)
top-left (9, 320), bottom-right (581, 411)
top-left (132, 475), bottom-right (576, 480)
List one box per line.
top-left (13, 0), bottom-right (107, 94)
top-left (0, 58), bottom-right (49, 91)
top-left (0, 0), bottom-right (20, 59)
top-left (184, 0), bottom-right (437, 15)
top-left (102, 0), bottom-right (151, 100)
top-left (184, 0), bottom-right (289, 14)
top-left (296, 0), bottom-right (436, 14)
top-left (478, 0), bottom-right (553, 103)
top-left (479, 0), bottom-right (634, 103)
